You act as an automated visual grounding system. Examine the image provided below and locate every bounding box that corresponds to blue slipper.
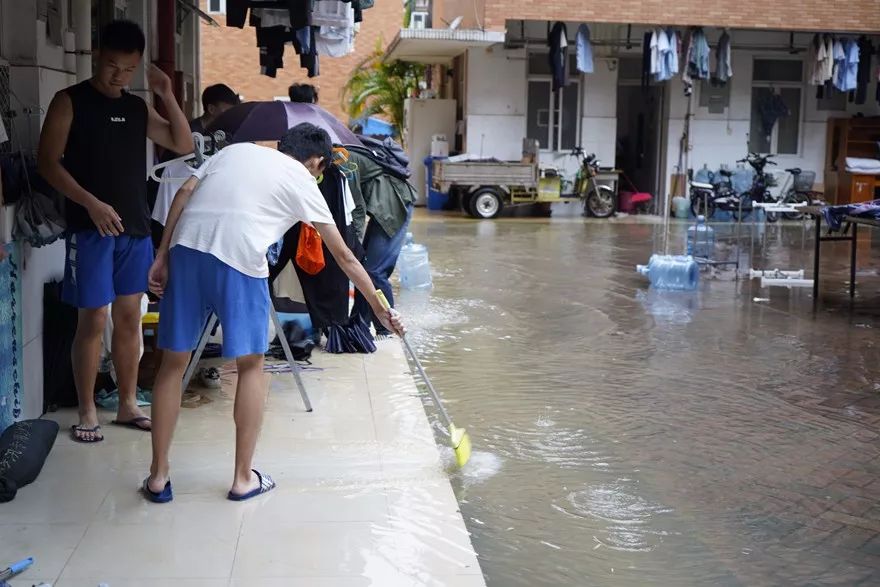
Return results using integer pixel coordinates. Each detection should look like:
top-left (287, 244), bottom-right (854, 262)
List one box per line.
top-left (142, 477), bottom-right (173, 503)
top-left (227, 469), bottom-right (276, 502)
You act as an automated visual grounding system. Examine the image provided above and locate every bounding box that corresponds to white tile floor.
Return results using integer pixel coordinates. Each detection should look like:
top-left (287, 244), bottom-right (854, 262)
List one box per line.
top-left (1, 340), bottom-right (485, 587)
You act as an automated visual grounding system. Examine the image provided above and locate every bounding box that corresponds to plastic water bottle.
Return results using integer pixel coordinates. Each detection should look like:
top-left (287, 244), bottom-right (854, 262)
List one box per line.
top-left (636, 254), bottom-right (699, 291)
top-left (686, 215), bottom-right (715, 259)
top-left (398, 232), bottom-right (433, 290)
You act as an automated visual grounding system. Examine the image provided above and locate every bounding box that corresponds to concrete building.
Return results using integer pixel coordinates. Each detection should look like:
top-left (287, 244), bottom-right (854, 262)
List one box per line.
top-left (199, 0), bottom-right (405, 121)
top-left (386, 1), bottom-right (880, 206)
top-left (0, 0), bottom-right (202, 421)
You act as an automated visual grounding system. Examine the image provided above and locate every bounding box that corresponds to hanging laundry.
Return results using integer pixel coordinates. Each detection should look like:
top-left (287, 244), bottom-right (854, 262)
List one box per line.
top-left (652, 29), bottom-right (675, 82)
top-left (758, 93), bottom-right (790, 139)
top-left (832, 38), bottom-right (847, 91)
top-left (843, 39), bottom-right (871, 92)
top-left (666, 29), bottom-right (680, 78)
top-left (641, 31), bottom-right (653, 89)
top-left (315, 0), bottom-right (355, 57)
top-left (854, 36), bottom-right (873, 104)
top-left (682, 28), bottom-right (709, 95)
top-left (713, 30), bottom-right (732, 85)
top-left (576, 24), bottom-right (593, 74)
top-left (548, 22), bottom-right (569, 92)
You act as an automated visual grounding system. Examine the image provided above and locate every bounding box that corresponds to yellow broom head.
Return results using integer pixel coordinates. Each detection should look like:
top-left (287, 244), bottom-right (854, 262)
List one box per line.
top-left (449, 424), bottom-right (472, 468)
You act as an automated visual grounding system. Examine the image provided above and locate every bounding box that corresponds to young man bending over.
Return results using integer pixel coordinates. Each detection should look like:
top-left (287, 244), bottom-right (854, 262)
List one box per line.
top-left (144, 123), bottom-right (404, 502)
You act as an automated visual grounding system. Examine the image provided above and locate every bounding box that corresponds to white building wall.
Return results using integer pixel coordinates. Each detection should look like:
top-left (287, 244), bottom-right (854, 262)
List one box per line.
top-left (663, 30), bottom-right (880, 194)
top-left (465, 47), bottom-right (617, 178)
top-left (465, 24), bottom-right (879, 200)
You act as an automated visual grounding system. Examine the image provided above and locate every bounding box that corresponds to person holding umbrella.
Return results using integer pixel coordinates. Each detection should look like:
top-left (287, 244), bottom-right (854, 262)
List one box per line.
top-left (143, 123), bottom-right (404, 503)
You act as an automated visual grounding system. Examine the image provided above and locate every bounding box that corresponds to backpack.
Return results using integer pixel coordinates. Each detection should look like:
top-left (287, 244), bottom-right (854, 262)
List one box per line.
top-left (348, 136), bottom-right (412, 181)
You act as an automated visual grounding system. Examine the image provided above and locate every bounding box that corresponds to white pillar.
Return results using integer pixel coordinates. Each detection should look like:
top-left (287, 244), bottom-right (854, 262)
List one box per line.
top-left (71, 0), bottom-right (91, 82)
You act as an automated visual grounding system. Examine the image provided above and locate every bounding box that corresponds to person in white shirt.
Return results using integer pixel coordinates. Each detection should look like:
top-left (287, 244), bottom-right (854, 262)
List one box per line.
top-left (143, 123), bottom-right (405, 503)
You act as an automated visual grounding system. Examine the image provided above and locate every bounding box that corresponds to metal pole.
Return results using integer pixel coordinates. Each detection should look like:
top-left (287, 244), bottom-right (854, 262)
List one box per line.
top-left (850, 223), bottom-right (858, 299)
top-left (181, 314), bottom-right (218, 392)
top-left (270, 307), bottom-right (313, 412)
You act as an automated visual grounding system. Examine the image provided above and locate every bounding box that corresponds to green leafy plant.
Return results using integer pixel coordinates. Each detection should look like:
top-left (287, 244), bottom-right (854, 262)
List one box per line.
top-left (341, 40), bottom-right (425, 139)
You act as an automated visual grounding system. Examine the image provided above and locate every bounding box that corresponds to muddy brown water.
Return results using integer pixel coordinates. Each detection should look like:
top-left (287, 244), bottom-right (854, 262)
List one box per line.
top-left (396, 215), bottom-right (880, 586)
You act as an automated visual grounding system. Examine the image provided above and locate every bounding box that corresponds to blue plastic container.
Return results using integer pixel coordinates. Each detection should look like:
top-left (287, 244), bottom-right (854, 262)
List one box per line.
top-left (636, 254), bottom-right (699, 291)
top-left (687, 215), bottom-right (716, 259)
top-left (424, 156), bottom-right (449, 210)
top-left (398, 233), bottom-right (433, 290)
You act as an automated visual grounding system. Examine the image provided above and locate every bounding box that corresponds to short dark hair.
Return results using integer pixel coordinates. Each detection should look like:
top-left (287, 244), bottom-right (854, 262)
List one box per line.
top-left (278, 123), bottom-right (332, 166)
top-left (288, 83), bottom-right (318, 104)
top-left (202, 84), bottom-right (240, 110)
top-left (100, 20), bottom-right (145, 55)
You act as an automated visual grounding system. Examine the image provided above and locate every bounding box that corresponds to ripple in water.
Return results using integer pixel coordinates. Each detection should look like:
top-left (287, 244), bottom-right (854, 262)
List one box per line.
top-left (555, 481), bottom-right (674, 552)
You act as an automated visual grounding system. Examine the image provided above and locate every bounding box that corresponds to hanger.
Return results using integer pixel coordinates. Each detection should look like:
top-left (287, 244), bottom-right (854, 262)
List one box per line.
top-left (149, 132), bottom-right (209, 182)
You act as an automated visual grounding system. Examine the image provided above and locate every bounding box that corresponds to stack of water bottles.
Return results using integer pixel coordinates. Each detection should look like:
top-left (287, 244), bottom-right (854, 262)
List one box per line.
top-left (398, 232), bottom-right (433, 290)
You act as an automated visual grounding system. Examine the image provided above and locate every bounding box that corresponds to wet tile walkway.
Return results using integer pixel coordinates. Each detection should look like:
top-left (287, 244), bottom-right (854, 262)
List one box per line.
top-left (1, 339), bottom-right (485, 587)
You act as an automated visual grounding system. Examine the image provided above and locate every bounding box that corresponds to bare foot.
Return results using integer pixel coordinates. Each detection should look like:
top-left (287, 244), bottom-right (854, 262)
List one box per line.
top-left (72, 410), bottom-right (103, 442)
top-left (115, 402), bottom-right (152, 431)
top-left (229, 470), bottom-right (260, 497)
top-left (146, 473), bottom-right (169, 494)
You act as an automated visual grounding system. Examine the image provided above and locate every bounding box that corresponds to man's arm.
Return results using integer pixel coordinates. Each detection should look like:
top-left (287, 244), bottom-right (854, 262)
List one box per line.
top-left (145, 65), bottom-right (193, 155)
top-left (37, 91), bottom-right (124, 236)
top-left (147, 175), bottom-right (198, 297)
top-left (314, 221), bottom-right (404, 335)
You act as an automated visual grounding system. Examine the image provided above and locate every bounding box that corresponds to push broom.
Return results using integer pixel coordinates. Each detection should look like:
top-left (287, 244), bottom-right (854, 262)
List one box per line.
top-left (377, 291), bottom-right (472, 467)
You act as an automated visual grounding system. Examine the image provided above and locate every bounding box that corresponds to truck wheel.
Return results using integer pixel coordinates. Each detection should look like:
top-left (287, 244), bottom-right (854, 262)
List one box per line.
top-left (469, 187), bottom-right (504, 219)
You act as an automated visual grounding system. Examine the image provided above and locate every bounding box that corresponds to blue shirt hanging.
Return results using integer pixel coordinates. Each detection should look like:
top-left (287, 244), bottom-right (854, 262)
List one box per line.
top-left (576, 24), bottom-right (594, 74)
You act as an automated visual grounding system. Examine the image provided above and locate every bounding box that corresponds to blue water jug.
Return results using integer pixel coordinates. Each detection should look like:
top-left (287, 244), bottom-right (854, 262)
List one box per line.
top-left (398, 233), bottom-right (433, 290)
top-left (686, 215), bottom-right (715, 259)
top-left (636, 254), bottom-right (699, 291)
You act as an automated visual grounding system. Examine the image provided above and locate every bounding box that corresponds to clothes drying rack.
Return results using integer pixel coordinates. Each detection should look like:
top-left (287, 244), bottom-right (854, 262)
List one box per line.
top-left (149, 131), bottom-right (313, 412)
top-left (180, 309), bottom-right (312, 412)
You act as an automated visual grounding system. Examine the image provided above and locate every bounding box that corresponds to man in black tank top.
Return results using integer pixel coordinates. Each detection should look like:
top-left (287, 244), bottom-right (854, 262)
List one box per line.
top-left (37, 20), bottom-right (193, 443)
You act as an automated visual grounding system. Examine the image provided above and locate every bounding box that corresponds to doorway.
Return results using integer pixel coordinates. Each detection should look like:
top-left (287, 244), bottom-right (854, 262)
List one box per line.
top-left (616, 57), bottom-right (664, 211)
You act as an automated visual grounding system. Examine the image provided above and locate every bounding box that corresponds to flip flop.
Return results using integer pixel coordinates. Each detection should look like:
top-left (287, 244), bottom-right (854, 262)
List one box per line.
top-left (227, 469), bottom-right (276, 502)
top-left (70, 425), bottom-right (104, 443)
top-left (112, 416), bottom-right (152, 431)
top-left (141, 477), bottom-right (173, 504)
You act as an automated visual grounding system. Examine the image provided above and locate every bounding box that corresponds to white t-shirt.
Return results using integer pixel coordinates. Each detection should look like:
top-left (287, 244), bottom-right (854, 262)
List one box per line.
top-left (171, 143), bottom-right (334, 278)
top-left (152, 159), bottom-right (196, 226)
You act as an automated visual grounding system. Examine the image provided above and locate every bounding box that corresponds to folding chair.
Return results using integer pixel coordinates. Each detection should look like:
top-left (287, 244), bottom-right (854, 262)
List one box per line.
top-left (180, 308), bottom-right (313, 412)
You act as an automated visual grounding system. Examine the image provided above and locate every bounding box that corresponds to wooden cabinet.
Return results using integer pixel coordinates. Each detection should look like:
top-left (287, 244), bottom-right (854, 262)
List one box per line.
top-left (825, 117), bottom-right (880, 204)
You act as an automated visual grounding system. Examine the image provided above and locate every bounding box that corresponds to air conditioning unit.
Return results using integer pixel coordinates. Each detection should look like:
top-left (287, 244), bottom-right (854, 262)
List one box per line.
top-left (409, 11), bottom-right (429, 29)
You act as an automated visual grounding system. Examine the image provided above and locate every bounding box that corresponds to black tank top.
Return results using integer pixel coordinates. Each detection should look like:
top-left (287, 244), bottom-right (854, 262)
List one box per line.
top-left (63, 80), bottom-right (149, 236)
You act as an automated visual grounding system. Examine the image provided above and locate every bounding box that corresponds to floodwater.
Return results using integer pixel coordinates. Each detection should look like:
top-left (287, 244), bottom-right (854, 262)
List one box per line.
top-left (396, 212), bottom-right (880, 587)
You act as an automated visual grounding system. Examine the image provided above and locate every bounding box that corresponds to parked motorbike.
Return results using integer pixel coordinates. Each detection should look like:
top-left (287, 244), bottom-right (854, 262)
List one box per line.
top-left (688, 153), bottom-right (779, 223)
top-left (570, 147), bottom-right (616, 218)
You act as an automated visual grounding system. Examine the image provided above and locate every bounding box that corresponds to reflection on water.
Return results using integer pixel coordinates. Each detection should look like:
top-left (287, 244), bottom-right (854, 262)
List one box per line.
top-left (397, 217), bottom-right (880, 587)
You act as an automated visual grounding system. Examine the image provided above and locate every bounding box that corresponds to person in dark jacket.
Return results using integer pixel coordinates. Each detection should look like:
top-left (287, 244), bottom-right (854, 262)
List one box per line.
top-left (347, 139), bottom-right (417, 336)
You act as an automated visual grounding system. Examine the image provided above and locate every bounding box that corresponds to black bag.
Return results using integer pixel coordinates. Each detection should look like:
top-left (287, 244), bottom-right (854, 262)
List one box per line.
top-left (0, 419), bottom-right (60, 502)
top-left (42, 281), bottom-right (78, 412)
top-left (269, 320), bottom-right (314, 362)
top-left (11, 153), bottom-right (66, 247)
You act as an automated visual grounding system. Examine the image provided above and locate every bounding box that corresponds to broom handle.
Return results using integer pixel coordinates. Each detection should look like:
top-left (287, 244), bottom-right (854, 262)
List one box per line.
top-left (376, 291), bottom-right (455, 430)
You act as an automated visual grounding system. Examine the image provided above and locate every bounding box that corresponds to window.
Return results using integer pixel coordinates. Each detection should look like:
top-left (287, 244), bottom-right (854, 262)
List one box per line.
top-left (526, 52), bottom-right (581, 151)
top-left (207, 0), bottom-right (226, 14)
top-left (749, 59), bottom-right (803, 155)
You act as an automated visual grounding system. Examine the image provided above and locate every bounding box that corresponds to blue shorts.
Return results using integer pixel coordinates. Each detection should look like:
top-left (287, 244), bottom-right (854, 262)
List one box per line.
top-left (62, 231), bottom-right (153, 309)
top-left (158, 246), bottom-right (270, 358)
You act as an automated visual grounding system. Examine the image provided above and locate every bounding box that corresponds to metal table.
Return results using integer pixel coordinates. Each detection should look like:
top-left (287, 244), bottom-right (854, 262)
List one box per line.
top-left (804, 206), bottom-right (880, 308)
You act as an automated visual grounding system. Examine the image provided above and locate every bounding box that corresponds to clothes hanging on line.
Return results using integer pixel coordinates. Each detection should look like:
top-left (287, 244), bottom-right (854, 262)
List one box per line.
top-left (854, 36), bottom-right (873, 104)
top-left (575, 24), bottom-right (593, 74)
top-left (681, 28), bottom-right (709, 95)
top-left (758, 93), bottom-right (790, 138)
top-left (712, 30), bottom-right (732, 85)
top-left (548, 22), bottom-right (569, 92)
top-left (227, 0), bottom-right (371, 77)
top-left (641, 30), bottom-right (653, 89)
